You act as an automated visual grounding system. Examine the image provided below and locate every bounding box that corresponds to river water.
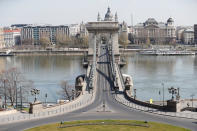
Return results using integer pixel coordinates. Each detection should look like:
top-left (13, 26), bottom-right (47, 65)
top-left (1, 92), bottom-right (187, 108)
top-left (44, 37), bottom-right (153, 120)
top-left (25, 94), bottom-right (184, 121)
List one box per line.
top-left (0, 55), bottom-right (85, 103)
top-left (0, 55), bottom-right (196, 102)
top-left (122, 55), bottom-right (197, 101)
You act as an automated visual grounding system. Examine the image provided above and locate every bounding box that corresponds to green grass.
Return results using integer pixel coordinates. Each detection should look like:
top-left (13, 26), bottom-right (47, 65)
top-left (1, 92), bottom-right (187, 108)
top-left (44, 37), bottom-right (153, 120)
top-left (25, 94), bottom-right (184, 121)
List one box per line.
top-left (25, 120), bottom-right (190, 131)
top-left (22, 107), bottom-right (29, 112)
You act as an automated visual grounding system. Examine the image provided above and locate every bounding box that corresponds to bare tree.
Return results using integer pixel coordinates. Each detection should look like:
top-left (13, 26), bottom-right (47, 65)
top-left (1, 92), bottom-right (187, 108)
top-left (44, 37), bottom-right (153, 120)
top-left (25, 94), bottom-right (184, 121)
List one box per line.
top-left (56, 33), bottom-right (73, 47)
top-left (56, 33), bottom-right (89, 48)
top-left (58, 81), bottom-right (76, 101)
top-left (39, 36), bottom-right (50, 48)
top-left (77, 36), bottom-right (89, 48)
top-left (21, 38), bottom-right (34, 45)
top-left (0, 68), bottom-right (33, 107)
top-left (119, 32), bottom-right (130, 49)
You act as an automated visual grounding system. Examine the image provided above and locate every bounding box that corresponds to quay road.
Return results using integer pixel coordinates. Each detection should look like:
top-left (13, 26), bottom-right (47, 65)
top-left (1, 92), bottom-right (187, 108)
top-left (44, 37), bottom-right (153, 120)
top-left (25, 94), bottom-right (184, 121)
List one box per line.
top-left (0, 45), bottom-right (197, 131)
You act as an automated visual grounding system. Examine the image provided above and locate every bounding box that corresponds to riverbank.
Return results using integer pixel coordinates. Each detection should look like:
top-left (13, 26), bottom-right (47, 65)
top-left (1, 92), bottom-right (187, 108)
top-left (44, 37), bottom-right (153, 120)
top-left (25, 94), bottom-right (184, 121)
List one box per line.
top-left (1, 44), bottom-right (197, 56)
top-left (0, 48), bottom-right (88, 56)
top-left (0, 48), bottom-right (137, 56)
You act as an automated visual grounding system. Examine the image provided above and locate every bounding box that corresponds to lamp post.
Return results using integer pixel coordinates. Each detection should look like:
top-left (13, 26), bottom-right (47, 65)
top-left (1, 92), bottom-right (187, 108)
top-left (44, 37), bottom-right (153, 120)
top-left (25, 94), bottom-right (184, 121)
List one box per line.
top-left (15, 81), bottom-right (17, 109)
top-left (45, 93), bottom-right (47, 105)
top-left (20, 86), bottom-right (23, 111)
top-left (134, 89), bottom-right (137, 100)
top-left (168, 86), bottom-right (178, 101)
top-left (3, 80), bottom-right (7, 109)
top-left (159, 90), bottom-right (161, 105)
top-left (191, 94), bottom-right (195, 108)
top-left (161, 83), bottom-right (165, 106)
top-left (176, 87), bottom-right (180, 101)
top-left (31, 88), bottom-right (40, 103)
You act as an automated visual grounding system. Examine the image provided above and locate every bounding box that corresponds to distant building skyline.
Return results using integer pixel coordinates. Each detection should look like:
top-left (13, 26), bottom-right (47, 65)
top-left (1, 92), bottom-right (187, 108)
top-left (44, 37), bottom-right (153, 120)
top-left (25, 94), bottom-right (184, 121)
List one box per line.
top-left (194, 25), bottom-right (197, 44)
top-left (0, 0), bottom-right (197, 27)
top-left (132, 18), bottom-right (176, 44)
top-left (21, 25), bottom-right (69, 45)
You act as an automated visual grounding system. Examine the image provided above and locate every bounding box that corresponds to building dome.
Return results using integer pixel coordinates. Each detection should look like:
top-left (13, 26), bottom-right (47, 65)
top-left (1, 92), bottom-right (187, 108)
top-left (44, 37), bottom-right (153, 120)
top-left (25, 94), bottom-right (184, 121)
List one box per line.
top-left (167, 18), bottom-right (174, 23)
top-left (145, 18), bottom-right (158, 25)
top-left (104, 7), bottom-right (113, 21)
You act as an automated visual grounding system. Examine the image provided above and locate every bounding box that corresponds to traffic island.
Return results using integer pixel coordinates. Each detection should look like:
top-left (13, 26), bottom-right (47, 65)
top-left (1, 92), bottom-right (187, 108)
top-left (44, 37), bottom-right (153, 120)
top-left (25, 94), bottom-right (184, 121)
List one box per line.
top-left (25, 120), bottom-right (190, 131)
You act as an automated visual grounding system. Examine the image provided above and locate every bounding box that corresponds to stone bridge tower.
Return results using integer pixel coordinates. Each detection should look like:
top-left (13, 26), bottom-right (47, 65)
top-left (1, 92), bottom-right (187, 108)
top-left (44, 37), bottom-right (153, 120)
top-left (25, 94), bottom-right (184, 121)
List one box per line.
top-left (86, 7), bottom-right (120, 63)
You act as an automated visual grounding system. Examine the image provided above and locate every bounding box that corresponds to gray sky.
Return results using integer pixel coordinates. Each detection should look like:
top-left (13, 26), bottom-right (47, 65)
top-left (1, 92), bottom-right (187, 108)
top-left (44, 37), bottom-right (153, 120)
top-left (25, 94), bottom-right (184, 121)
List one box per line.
top-left (0, 0), bottom-right (196, 27)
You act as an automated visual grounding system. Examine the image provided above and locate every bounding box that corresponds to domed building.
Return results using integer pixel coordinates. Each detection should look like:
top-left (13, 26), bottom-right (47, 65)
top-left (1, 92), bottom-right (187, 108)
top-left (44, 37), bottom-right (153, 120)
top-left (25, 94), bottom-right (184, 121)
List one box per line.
top-left (104, 7), bottom-right (114, 21)
top-left (144, 18), bottom-right (158, 26)
top-left (133, 18), bottom-right (176, 44)
top-left (97, 7), bottom-right (118, 22)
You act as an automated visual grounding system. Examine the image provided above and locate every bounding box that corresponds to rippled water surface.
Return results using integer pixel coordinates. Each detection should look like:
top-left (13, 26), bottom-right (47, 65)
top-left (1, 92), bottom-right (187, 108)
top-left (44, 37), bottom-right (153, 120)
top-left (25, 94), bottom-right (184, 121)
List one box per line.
top-left (0, 55), bottom-right (197, 102)
top-left (122, 55), bottom-right (197, 101)
top-left (0, 55), bottom-right (85, 102)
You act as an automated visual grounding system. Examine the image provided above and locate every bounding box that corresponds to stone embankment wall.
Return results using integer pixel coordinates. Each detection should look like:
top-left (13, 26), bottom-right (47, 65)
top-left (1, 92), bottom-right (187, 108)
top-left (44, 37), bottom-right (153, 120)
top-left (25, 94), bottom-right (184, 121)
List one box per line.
top-left (0, 49), bottom-right (88, 56)
top-left (0, 109), bottom-right (17, 116)
top-left (12, 50), bottom-right (87, 56)
top-left (124, 90), bottom-right (165, 110)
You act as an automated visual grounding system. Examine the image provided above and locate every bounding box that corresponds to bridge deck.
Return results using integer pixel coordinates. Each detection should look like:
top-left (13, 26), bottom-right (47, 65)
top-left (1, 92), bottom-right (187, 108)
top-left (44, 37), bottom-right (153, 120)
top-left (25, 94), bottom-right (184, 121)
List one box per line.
top-left (96, 45), bottom-right (112, 92)
top-left (96, 44), bottom-right (124, 93)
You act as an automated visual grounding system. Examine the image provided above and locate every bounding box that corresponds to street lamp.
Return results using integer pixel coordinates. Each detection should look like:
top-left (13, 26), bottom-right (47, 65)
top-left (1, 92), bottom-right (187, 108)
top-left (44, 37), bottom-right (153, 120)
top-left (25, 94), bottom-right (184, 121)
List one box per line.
top-left (161, 83), bottom-right (165, 106)
top-left (134, 89), bottom-right (137, 100)
top-left (168, 86), bottom-right (178, 101)
top-left (31, 88), bottom-right (40, 103)
top-left (190, 94), bottom-right (195, 108)
top-left (176, 87), bottom-right (180, 101)
top-left (14, 81), bottom-right (18, 109)
top-left (3, 79), bottom-right (8, 109)
top-left (45, 93), bottom-right (47, 105)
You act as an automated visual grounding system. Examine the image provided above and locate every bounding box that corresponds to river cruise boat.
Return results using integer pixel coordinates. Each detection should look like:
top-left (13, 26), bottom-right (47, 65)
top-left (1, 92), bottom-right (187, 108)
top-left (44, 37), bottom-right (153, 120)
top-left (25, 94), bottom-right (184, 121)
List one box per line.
top-left (139, 49), bottom-right (195, 56)
top-left (0, 50), bottom-right (14, 56)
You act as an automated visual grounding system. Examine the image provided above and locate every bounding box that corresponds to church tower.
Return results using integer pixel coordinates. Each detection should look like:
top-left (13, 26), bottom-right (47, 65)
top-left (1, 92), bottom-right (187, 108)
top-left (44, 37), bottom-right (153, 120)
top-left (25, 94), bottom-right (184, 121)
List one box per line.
top-left (115, 12), bottom-right (118, 22)
top-left (97, 13), bottom-right (101, 21)
top-left (104, 7), bottom-right (114, 21)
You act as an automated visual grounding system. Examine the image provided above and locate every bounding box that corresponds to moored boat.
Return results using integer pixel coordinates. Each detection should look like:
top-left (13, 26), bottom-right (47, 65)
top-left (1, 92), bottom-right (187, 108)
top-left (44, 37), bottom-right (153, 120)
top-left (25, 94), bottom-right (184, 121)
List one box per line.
top-left (139, 49), bottom-right (195, 56)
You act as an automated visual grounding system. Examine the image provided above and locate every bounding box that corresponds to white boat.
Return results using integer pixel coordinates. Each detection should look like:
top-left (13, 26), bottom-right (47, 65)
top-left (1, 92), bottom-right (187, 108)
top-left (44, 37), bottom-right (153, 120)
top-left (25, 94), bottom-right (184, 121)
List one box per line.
top-left (139, 49), bottom-right (195, 56)
top-left (0, 50), bottom-right (14, 56)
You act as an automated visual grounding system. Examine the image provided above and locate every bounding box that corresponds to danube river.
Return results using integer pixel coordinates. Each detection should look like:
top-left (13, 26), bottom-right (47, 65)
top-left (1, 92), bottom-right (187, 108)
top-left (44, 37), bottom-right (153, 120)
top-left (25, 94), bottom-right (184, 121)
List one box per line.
top-left (0, 55), bottom-right (197, 102)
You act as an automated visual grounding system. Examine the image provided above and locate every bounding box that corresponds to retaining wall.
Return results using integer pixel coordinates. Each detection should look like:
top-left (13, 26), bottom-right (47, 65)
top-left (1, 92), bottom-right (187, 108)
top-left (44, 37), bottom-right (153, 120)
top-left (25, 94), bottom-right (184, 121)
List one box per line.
top-left (124, 90), bottom-right (165, 110)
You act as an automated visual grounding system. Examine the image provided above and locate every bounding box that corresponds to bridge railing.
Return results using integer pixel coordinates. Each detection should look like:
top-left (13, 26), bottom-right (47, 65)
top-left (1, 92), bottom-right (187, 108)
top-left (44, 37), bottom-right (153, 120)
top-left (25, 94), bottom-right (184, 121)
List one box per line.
top-left (116, 64), bottom-right (125, 91)
top-left (107, 41), bottom-right (118, 88)
top-left (88, 35), bottom-right (97, 90)
top-left (113, 93), bottom-right (197, 120)
top-left (108, 40), bottom-right (125, 91)
top-left (0, 92), bottom-right (95, 125)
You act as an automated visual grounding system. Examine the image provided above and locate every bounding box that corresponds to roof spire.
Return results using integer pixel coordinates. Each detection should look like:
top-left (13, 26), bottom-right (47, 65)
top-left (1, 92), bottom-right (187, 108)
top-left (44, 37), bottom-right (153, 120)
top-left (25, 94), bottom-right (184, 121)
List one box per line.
top-left (97, 12), bottom-right (101, 21)
top-left (115, 12), bottom-right (118, 22)
top-left (104, 7), bottom-right (113, 21)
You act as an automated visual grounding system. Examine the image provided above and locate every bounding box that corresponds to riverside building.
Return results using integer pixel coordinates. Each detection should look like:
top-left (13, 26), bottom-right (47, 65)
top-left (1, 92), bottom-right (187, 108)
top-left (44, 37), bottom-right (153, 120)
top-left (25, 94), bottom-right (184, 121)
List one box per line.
top-left (133, 18), bottom-right (176, 44)
top-left (21, 25), bottom-right (69, 45)
top-left (3, 28), bottom-right (21, 47)
top-left (194, 24), bottom-right (197, 44)
top-left (0, 28), bottom-right (4, 49)
top-left (69, 24), bottom-right (80, 36)
top-left (183, 28), bottom-right (194, 44)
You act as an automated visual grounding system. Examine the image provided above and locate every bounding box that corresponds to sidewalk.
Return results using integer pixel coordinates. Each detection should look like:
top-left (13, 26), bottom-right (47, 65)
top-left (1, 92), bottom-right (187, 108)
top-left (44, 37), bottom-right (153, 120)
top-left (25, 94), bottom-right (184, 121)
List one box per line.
top-left (114, 94), bottom-right (197, 120)
top-left (0, 89), bottom-right (96, 125)
top-left (0, 109), bottom-right (18, 116)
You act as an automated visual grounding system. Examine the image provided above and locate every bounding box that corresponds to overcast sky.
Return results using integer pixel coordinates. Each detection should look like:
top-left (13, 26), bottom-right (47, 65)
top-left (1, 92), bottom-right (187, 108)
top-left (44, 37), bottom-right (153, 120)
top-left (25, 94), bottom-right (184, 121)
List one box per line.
top-left (0, 0), bottom-right (196, 27)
